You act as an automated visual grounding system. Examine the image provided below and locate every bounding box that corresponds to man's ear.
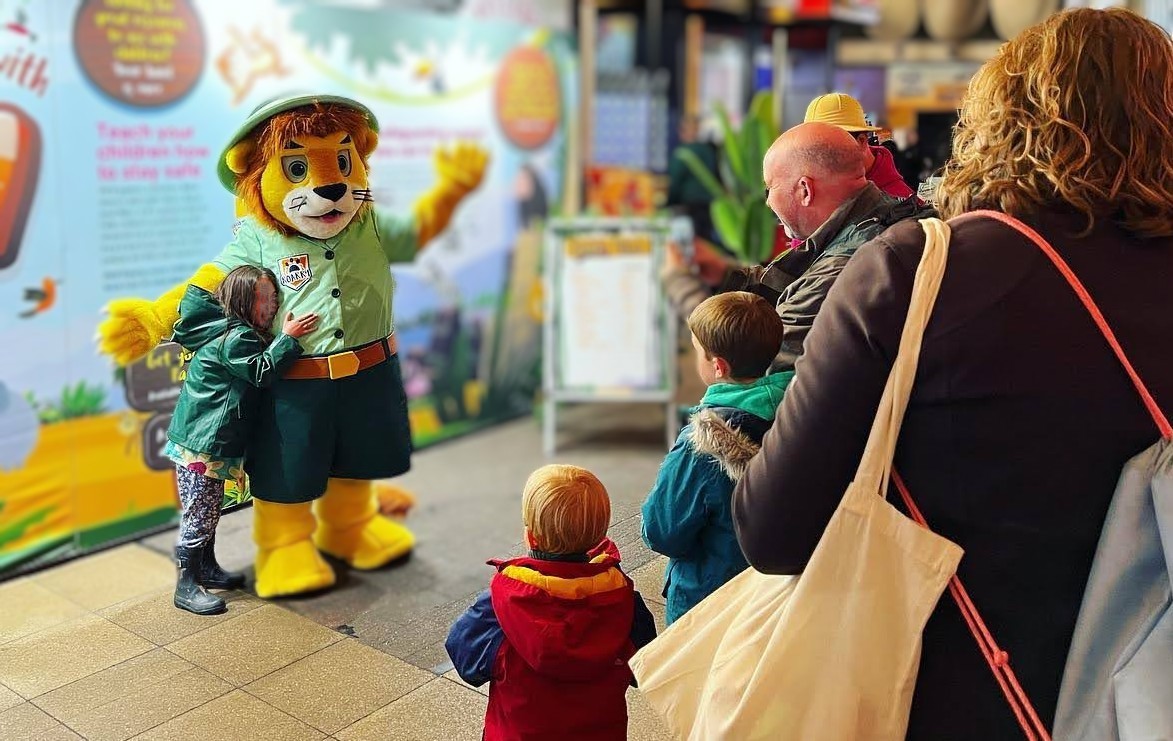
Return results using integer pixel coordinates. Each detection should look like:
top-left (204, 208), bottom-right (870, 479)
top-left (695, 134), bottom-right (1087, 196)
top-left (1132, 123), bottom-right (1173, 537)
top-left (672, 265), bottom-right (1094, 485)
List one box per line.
top-left (225, 140), bottom-right (256, 175)
top-left (798, 176), bottom-right (814, 207)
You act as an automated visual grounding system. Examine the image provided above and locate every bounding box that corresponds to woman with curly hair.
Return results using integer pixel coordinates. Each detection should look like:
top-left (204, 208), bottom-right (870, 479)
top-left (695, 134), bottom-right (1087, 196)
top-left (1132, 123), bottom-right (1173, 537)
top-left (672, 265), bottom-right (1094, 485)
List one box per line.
top-left (732, 7), bottom-right (1173, 738)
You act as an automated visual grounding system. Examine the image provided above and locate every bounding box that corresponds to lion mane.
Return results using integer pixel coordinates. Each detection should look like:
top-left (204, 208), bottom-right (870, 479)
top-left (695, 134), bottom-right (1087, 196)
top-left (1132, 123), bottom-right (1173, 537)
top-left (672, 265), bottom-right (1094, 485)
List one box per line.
top-left (235, 103), bottom-right (378, 236)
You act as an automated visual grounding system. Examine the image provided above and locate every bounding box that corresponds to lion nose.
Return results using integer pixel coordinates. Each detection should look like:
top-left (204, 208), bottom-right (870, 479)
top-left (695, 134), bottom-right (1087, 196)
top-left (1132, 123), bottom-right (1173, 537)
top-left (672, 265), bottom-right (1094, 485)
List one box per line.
top-left (313, 183), bottom-right (348, 202)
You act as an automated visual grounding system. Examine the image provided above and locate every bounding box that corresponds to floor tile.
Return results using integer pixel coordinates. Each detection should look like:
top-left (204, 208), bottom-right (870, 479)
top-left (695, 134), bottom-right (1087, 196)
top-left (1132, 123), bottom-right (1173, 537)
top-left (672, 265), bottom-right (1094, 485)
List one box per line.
top-left (32, 649), bottom-right (232, 741)
top-left (627, 685), bottom-right (673, 741)
top-left (0, 614), bottom-right (154, 698)
top-left (129, 690), bottom-right (324, 741)
top-left (0, 702), bottom-right (81, 740)
top-left (0, 578), bottom-right (88, 646)
top-left (629, 556), bottom-right (668, 606)
top-left (441, 669), bottom-right (488, 697)
top-left (100, 589), bottom-right (264, 646)
top-left (335, 678), bottom-right (487, 741)
top-left (0, 682), bottom-right (22, 712)
top-left (167, 604), bottom-right (343, 686)
top-left (34, 545), bottom-right (175, 612)
top-left (245, 638), bottom-right (433, 735)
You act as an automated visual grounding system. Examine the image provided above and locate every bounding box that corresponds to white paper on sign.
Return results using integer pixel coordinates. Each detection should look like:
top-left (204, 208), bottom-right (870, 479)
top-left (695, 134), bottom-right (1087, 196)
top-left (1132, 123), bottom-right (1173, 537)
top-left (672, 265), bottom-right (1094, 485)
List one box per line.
top-left (559, 243), bottom-right (658, 390)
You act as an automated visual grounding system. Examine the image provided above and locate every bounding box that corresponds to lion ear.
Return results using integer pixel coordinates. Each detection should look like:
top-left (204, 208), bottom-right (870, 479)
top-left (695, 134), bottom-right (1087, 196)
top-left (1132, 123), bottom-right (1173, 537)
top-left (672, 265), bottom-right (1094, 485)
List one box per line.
top-left (358, 130), bottom-right (378, 158)
top-left (225, 140), bottom-right (256, 175)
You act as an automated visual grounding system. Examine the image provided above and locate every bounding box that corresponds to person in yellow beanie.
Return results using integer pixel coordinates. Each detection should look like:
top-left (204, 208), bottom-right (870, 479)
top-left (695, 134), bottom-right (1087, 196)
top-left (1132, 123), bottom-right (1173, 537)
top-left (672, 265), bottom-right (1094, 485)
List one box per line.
top-left (804, 93), bottom-right (915, 199)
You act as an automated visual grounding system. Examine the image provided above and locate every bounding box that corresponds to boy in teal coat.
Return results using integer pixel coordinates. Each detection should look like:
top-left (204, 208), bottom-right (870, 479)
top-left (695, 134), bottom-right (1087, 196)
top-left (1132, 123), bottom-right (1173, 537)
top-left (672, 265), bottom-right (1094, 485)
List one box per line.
top-left (642, 292), bottom-right (791, 624)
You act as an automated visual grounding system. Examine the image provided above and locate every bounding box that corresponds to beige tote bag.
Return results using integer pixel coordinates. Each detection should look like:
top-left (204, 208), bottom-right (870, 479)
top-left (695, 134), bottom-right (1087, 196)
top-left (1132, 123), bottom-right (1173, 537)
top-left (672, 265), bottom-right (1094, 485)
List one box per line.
top-left (630, 218), bottom-right (965, 741)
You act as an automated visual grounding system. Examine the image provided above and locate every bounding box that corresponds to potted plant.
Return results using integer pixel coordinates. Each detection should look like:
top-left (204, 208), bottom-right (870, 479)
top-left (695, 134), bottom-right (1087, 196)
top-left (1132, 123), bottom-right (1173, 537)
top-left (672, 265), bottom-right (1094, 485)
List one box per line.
top-left (673, 91), bottom-right (780, 266)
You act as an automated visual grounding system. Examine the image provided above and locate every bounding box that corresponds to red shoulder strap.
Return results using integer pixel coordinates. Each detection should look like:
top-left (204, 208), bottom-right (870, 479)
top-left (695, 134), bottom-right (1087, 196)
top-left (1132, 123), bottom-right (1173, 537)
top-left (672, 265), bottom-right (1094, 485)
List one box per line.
top-left (954, 210), bottom-right (1172, 439)
top-left (893, 470), bottom-right (1051, 740)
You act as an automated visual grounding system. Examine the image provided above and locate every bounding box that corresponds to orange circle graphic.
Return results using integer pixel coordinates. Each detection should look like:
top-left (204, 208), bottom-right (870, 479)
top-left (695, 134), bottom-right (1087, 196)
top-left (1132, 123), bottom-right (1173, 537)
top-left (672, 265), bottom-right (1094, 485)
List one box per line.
top-left (494, 46), bottom-right (560, 150)
top-left (74, 0), bottom-right (205, 108)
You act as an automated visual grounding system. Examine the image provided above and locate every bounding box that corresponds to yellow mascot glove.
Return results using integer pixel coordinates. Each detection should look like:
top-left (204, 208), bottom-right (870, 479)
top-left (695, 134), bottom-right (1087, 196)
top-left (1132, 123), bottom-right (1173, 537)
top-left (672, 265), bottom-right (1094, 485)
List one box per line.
top-left (412, 141), bottom-right (489, 249)
top-left (97, 263), bottom-right (227, 366)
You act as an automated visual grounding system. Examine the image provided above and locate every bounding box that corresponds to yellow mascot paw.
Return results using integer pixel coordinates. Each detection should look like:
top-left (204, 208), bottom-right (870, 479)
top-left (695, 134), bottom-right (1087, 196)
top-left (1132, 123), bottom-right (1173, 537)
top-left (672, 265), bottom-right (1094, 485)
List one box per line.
top-left (97, 298), bottom-right (168, 366)
top-left (314, 514), bottom-right (415, 571)
top-left (373, 481), bottom-right (417, 519)
top-left (435, 141), bottom-right (489, 194)
top-left (255, 540), bottom-right (336, 599)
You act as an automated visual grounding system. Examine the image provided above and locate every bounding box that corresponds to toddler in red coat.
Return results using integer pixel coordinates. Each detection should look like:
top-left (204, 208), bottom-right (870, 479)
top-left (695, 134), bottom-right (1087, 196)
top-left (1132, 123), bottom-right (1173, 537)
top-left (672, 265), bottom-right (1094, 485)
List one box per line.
top-left (446, 464), bottom-right (656, 740)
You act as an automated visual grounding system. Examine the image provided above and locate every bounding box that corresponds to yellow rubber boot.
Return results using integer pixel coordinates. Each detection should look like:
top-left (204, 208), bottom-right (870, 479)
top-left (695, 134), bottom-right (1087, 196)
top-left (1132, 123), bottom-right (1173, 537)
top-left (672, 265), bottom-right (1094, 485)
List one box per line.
top-left (314, 478), bottom-right (415, 570)
top-left (253, 499), bottom-right (336, 599)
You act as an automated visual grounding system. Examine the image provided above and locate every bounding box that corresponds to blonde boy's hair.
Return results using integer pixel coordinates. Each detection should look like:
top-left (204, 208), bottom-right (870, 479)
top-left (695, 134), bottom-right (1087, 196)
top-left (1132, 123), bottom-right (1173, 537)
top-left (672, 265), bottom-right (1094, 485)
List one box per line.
top-left (522, 464), bottom-right (611, 554)
top-left (688, 291), bottom-right (785, 378)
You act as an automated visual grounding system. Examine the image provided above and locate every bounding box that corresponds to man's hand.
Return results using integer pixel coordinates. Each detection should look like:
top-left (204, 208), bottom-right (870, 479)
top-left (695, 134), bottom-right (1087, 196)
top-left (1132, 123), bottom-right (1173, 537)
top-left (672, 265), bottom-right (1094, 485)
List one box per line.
top-left (692, 238), bottom-right (733, 287)
top-left (661, 240), bottom-right (689, 279)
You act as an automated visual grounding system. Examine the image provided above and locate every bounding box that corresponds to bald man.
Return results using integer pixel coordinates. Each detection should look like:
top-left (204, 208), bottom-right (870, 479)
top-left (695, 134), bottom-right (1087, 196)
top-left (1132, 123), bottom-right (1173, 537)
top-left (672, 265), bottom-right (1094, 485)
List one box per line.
top-left (725, 122), bottom-right (934, 370)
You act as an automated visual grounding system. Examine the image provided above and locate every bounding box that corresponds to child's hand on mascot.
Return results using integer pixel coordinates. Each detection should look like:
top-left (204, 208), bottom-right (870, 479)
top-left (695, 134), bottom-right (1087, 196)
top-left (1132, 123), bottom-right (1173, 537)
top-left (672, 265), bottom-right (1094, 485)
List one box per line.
top-left (435, 142), bottom-right (489, 194)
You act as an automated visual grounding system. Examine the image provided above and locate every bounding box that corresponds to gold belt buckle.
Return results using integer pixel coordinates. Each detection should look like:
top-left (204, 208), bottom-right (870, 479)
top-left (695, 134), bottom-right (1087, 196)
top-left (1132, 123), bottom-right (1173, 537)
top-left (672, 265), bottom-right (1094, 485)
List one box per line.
top-left (327, 351), bottom-right (360, 380)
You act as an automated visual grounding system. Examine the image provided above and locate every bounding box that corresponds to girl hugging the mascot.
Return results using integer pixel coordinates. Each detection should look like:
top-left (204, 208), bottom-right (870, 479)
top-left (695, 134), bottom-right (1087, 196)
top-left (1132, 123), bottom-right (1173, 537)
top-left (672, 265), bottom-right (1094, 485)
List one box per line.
top-left (98, 94), bottom-right (487, 599)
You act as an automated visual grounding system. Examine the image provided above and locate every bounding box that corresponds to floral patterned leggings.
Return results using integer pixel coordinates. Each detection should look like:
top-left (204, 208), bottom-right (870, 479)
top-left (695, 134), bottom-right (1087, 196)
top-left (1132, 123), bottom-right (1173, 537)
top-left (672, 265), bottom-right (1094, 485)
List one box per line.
top-left (176, 465), bottom-right (225, 549)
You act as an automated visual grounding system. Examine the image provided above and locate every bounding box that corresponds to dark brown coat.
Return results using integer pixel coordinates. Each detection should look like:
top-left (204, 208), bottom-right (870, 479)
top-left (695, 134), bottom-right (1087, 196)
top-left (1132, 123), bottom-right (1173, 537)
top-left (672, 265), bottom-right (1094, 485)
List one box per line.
top-left (732, 209), bottom-right (1173, 738)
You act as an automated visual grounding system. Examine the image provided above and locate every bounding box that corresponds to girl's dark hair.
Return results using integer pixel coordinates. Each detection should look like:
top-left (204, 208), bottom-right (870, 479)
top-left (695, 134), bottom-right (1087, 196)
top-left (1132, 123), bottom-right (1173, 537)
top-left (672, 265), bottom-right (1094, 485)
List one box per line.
top-left (214, 265), bottom-right (279, 341)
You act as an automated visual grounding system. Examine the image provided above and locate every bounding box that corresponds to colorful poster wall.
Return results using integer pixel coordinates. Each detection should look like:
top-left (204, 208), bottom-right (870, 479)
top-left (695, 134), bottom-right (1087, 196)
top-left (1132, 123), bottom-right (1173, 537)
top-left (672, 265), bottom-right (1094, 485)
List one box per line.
top-left (0, 0), bottom-right (575, 578)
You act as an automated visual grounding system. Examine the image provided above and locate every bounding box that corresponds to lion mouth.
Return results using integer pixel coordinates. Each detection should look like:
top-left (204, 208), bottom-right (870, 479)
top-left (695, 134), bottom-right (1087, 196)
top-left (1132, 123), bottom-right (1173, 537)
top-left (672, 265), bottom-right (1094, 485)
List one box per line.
top-left (309, 209), bottom-right (345, 223)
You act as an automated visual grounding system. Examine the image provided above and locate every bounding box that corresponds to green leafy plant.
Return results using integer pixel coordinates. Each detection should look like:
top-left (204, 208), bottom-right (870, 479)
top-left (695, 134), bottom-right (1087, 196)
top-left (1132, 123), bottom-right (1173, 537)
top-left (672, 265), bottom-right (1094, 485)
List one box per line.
top-left (25, 381), bottom-right (107, 424)
top-left (674, 91), bottom-right (780, 265)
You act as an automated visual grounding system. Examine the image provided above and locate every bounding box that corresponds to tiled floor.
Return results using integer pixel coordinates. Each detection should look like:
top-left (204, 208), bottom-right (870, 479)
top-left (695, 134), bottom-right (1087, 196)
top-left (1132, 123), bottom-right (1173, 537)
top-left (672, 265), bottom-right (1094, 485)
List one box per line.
top-left (1, 545), bottom-right (674, 740)
top-left (2, 386), bottom-right (693, 739)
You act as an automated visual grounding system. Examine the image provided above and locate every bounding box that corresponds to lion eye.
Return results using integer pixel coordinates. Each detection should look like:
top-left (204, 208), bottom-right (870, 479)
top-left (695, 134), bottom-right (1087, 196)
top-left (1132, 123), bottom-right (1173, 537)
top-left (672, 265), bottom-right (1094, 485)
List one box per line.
top-left (337, 150), bottom-right (352, 177)
top-left (282, 155), bottom-right (309, 183)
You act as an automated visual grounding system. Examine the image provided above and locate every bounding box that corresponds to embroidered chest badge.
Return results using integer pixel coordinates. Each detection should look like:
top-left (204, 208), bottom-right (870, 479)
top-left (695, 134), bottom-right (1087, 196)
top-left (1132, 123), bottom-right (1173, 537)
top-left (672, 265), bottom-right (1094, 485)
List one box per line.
top-left (277, 253), bottom-right (312, 291)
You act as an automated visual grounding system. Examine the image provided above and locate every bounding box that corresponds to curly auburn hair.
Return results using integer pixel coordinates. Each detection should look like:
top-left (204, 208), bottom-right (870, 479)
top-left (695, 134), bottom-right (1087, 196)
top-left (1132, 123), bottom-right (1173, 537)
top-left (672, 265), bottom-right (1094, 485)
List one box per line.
top-left (236, 103), bottom-right (378, 235)
top-left (937, 8), bottom-right (1173, 239)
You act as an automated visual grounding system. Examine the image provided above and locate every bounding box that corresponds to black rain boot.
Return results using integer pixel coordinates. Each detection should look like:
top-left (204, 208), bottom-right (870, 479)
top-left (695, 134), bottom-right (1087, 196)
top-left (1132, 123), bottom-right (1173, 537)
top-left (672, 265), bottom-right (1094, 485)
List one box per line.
top-left (174, 546), bottom-right (227, 615)
top-left (197, 536), bottom-right (246, 589)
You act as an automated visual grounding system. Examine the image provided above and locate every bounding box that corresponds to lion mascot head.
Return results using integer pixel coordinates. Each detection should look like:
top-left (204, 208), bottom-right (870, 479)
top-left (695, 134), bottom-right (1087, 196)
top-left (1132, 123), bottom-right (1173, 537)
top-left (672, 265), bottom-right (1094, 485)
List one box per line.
top-left (220, 94), bottom-right (380, 240)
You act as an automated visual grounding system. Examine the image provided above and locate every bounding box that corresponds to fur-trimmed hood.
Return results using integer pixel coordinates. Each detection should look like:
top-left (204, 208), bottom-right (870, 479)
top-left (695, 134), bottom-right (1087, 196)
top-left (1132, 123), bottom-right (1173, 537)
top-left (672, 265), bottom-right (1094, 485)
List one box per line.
top-left (687, 372), bottom-right (794, 481)
top-left (689, 408), bottom-right (769, 482)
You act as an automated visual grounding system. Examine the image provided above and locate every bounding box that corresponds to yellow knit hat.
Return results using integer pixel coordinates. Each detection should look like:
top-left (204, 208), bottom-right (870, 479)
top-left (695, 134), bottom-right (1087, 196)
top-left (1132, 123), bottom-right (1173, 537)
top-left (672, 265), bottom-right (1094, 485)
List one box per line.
top-left (804, 93), bottom-right (881, 133)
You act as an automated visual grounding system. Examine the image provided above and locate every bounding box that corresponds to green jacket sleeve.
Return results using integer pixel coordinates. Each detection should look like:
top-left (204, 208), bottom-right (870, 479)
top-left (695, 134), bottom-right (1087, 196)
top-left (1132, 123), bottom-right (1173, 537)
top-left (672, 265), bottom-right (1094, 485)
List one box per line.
top-left (219, 328), bottom-right (303, 388)
top-left (372, 207), bottom-right (419, 264)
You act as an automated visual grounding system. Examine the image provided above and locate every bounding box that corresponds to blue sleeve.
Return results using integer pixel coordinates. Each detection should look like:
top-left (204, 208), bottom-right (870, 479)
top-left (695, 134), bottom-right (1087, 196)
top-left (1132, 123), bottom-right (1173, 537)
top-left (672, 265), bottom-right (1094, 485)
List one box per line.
top-left (641, 428), bottom-right (713, 558)
top-left (630, 591), bottom-right (657, 650)
top-left (445, 589), bottom-right (504, 687)
top-left (628, 590), bottom-right (658, 688)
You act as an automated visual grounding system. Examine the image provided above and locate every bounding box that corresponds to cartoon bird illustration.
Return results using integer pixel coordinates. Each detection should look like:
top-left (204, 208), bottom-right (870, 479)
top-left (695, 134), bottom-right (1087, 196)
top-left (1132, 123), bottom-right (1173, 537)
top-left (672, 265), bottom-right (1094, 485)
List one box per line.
top-left (4, 7), bottom-right (36, 42)
top-left (19, 276), bottom-right (58, 319)
top-left (412, 57), bottom-right (447, 95)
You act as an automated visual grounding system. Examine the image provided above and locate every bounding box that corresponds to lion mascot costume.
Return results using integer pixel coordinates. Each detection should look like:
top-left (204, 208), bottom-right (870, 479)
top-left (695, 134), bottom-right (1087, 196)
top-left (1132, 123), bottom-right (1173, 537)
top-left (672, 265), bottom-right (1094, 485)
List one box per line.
top-left (98, 93), bottom-right (487, 597)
